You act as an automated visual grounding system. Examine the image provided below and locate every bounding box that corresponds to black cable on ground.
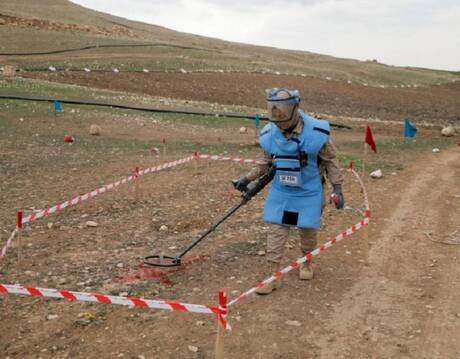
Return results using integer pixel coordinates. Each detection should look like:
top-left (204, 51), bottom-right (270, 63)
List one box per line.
top-left (0, 43), bottom-right (217, 56)
top-left (0, 94), bottom-right (352, 129)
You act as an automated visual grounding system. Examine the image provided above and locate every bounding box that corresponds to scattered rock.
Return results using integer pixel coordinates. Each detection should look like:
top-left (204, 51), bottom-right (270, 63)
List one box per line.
top-left (239, 126), bottom-right (247, 134)
top-left (48, 66), bottom-right (56, 72)
top-left (432, 148), bottom-right (440, 153)
top-left (113, 68), bottom-right (119, 73)
top-left (180, 68), bottom-right (187, 74)
top-left (89, 124), bottom-right (101, 136)
top-left (441, 125), bottom-right (455, 137)
top-left (370, 169), bottom-right (383, 178)
top-left (85, 221), bottom-right (98, 228)
top-left (117, 263), bottom-right (124, 269)
top-left (285, 320), bottom-right (301, 327)
top-left (47, 314), bottom-right (59, 320)
top-left (257, 250), bottom-right (266, 256)
top-left (159, 225), bottom-right (168, 231)
top-left (47, 222), bottom-right (54, 229)
top-left (84, 68), bottom-right (91, 73)
top-left (188, 345), bottom-right (199, 353)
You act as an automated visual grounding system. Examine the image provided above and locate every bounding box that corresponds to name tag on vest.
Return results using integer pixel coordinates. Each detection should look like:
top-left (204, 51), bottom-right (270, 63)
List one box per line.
top-left (278, 173), bottom-right (300, 187)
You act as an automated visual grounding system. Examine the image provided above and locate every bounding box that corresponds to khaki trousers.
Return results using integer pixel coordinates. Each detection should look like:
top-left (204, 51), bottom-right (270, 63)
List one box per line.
top-left (266, 224), bottom-right (318, 263)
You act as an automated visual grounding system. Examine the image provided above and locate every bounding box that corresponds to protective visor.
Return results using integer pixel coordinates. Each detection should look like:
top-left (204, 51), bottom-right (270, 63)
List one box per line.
top-left (266, 88), bottom-right (300, 123)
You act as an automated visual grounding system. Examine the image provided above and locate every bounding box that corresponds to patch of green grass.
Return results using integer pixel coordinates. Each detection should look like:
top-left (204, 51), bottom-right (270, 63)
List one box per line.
top-left (338, 136), bottom-right (455, 174)
top-left (337, 154), bottom-right (403, 173)
top-left (0, 78), bottom-right (124, 100)
top-left (0, 78), bottom-right (257, 129)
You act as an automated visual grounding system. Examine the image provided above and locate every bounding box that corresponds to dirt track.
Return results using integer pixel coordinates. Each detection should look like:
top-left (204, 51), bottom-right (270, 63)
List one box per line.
top-left (314, 148), bottom-right (460, 358)
top-left (23, 71), bottom-right (460, 126)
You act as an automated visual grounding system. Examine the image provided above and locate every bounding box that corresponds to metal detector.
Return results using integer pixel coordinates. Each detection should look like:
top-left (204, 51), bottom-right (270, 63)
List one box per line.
top-left (143, 167), bottom-right (275, 267)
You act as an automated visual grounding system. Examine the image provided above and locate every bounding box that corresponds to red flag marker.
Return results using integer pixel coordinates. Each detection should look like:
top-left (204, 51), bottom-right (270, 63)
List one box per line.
top-left (364, 126), bottom-right (377, 153)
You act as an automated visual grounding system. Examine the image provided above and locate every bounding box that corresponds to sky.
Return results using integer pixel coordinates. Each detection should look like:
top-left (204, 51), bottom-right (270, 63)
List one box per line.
top-left (71, 0), bottom-right (460, 71)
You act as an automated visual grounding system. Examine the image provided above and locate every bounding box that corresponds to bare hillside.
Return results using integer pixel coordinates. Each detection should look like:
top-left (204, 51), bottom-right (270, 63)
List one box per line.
top-left (1, 0), bottom-right (458, 86)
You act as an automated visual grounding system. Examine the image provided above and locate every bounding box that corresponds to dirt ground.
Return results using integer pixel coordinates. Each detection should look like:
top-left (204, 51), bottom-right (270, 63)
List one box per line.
top-left (23, 71), bottom-right (460, 127)
top-left (1, 76), bottom-right (459, 359)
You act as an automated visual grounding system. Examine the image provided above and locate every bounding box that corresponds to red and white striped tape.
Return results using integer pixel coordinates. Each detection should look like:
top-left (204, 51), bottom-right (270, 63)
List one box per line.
top-left (22, 155), bottom-right (194, 225)
top-left (228, 168), bottom-right (370, 307)
top-left (0, 156), bottom-right (194, 261)
top-left (0, 283), bottom-right (230, 330)
top-left (0, 229), bottom-right (18, 259)
top-left (198, 154), bottom-right (264, 165)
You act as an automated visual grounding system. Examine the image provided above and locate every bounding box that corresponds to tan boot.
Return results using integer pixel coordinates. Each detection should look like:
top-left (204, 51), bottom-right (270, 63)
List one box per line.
top-left (256, 262), bottom-right (281, 295)
top-left (299, 262), bottom-right (314, 280)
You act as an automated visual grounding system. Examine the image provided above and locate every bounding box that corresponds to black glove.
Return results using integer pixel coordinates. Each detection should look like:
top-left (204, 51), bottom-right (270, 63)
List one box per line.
top-left (232, 176), bottom-right (250, 192)
top-left (330, 184), bottom-right (345, 209)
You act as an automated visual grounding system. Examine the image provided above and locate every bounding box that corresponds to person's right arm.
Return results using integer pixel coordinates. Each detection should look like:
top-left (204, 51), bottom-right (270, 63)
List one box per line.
top-left (232, 152), bottom-right (272, 191)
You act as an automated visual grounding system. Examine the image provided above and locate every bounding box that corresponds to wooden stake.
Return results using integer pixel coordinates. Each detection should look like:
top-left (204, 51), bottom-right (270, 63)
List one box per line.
top-left (363, 222), bottom-right (369, 241)
top-left (362, 142), bottom-right (368, 178)
top-left (134, 167), bottom-right (140, 202)
top-left (193, 151), bottom-right (199, 175)
top-left (215, 288), bottom-right (228, 359)
top-left (162, 138), bottom-right (167, 158)
top-left (16, 211), bottom-right (23, 266)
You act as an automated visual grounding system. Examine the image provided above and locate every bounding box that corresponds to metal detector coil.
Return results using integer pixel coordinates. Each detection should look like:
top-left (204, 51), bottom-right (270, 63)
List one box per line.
top-left (143, 255), bottom-right (182, 267)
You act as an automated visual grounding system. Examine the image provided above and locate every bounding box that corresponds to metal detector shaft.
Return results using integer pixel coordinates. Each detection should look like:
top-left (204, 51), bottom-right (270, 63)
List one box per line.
top-left (176, 198), bottom-right (249, 259)
top-left (144, 166), bottom-right (275, 267)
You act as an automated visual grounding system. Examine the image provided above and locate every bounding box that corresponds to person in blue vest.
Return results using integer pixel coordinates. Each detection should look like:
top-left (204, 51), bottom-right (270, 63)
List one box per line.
top-left (233, 88), bottom-right (344, 294)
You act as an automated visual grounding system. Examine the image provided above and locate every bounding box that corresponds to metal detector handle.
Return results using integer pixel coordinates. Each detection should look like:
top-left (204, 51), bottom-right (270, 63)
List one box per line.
top-left (243, 166), bottom-right (276, 200)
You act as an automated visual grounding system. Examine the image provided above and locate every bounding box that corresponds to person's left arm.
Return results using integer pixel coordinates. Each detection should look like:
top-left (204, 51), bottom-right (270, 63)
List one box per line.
top-left (318, 139), bottom-right (345, 209)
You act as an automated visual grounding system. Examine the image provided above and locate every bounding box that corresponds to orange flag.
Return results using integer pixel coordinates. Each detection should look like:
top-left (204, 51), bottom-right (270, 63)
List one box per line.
top-left (365, 126), bottom-right (377, 153)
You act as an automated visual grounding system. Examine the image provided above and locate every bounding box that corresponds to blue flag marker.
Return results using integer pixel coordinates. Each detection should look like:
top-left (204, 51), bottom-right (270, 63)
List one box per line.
top-left (255, 114), bottom-right (260, 129)
top-left (54, 100), bottom-right (63, 113)
top-left (404, 118), bottom-right (417, 137)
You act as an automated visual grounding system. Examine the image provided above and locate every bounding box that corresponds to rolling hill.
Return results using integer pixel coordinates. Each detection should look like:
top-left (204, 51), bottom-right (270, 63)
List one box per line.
top-left (1, 0), bottom-right (458, 87)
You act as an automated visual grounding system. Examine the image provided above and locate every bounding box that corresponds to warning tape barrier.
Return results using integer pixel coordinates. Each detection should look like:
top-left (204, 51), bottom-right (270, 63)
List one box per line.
top-left (198, 153), bottom-right (264, 165)
top-left (228, 168), bottom-right (370, 307)
top-left (0, 229), bottom-right (18, 259)
top-left (22, 155), bottom-right (195, 225)
top-left (0, 284), bottom-right (231, 331)
top-left (1, 154), bottom-right (366, 333)
top-left (0, 156), bottom-right (194, 261)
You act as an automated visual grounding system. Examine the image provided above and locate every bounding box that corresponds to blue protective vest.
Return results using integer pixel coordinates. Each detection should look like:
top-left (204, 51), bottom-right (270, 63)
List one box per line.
top-left (259, 110), bottom-right (330, 228)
